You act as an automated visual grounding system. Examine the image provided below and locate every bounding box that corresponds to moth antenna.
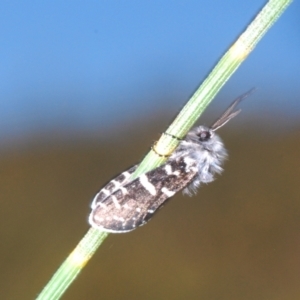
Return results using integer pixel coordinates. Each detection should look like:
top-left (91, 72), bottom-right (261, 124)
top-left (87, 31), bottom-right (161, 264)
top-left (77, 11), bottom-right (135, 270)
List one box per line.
top-left (210, 88), bottom-right (255, 131)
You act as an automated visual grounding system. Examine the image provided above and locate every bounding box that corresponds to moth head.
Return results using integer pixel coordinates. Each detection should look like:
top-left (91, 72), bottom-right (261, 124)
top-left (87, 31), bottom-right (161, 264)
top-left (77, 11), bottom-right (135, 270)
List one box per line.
top-left (197, 128), bottom-right (212, 142)
top-left (186, 125), bottom-right (218, 148)
top-left (185, 89), bottom-right (254, 150)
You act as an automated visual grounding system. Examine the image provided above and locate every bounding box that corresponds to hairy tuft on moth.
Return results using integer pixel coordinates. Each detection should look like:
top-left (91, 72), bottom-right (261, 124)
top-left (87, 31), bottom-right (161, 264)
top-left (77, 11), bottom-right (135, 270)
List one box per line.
top-left (89, 90), bottom-right (254, 233)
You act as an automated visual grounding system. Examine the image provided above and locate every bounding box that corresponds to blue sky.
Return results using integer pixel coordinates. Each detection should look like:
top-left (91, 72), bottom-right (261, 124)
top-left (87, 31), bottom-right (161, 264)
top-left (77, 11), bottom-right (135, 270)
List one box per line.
top-left (1, 1), bottom-right (299, 143)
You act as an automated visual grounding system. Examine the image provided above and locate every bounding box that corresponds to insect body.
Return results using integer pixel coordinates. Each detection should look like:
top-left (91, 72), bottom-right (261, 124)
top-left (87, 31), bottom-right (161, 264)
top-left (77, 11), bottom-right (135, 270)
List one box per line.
top-left (89, 91), bottom-right (251, 233)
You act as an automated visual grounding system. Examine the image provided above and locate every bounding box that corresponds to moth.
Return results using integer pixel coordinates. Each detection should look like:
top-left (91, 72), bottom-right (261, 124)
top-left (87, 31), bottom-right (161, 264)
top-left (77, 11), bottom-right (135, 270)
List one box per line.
top-left (89, 91), bottom-right (252, 233)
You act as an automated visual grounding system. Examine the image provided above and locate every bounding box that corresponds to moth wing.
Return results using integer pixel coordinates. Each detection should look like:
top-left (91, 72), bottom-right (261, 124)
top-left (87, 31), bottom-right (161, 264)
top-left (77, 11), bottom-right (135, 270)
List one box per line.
top-left (90, 165), bottom-right (138, 209)
top-left (89, 157), bottom-right (198, 233)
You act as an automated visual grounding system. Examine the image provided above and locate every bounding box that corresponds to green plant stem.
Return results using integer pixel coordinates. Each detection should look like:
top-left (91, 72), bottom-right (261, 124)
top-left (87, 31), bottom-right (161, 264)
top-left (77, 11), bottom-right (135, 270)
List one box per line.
top-left (36, 229), bottom-right (108, 300)
top-left (36, 1), bottom-right (292, 299)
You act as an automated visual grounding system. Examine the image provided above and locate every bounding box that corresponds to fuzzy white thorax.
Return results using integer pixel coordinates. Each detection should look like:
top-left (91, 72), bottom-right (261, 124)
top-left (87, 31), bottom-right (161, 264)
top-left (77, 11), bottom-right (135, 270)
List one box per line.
top-left (169, 125), bottom-right (227, 195)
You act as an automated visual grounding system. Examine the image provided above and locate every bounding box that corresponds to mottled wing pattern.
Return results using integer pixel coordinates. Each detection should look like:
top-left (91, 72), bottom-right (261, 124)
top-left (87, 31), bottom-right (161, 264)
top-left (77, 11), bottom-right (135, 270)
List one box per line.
top-left (89, 157), bottom-right (198, 233)
top-left (90, 165), bottom-right (138, 209)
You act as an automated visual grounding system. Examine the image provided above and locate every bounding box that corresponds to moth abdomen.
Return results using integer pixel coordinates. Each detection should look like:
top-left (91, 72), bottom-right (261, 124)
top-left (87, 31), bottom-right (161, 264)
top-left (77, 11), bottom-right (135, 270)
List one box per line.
top-left (89, 157), bottom-right (198, 233)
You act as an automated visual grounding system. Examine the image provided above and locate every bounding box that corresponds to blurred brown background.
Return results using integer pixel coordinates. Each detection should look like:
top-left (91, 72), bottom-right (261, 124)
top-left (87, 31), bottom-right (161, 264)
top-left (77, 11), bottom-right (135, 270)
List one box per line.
top-left (1, 117), bottom-right (300, 300)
